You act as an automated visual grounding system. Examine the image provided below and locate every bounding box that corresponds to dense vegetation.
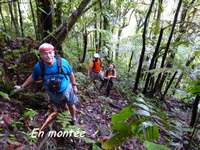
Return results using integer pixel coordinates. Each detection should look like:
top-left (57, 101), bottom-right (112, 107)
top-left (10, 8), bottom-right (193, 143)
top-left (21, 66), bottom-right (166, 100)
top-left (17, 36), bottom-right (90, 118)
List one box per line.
top-left (0, 0), bottom-right (200, 149)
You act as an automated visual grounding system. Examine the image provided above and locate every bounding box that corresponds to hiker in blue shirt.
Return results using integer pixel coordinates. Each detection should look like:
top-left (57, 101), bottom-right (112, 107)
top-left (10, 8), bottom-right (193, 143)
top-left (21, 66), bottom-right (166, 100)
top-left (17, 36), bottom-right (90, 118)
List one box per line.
top-left (14, 43), bottom-right (79, 132)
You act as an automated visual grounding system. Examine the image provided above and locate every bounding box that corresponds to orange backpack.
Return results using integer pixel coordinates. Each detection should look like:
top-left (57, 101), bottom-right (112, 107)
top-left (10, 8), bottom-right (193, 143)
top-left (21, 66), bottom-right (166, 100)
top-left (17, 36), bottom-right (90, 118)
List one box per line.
top-left (92, 59), bottom-right (102, 73)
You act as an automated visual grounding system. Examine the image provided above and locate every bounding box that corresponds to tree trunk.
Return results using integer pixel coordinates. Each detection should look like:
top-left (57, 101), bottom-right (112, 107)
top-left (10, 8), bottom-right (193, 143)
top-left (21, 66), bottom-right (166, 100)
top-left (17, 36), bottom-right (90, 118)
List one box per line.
top-left (42, 0), bottom-right (91, 50)
top-left (190, 95), bottom-right (200, 127)
top-left (134, 0), bottom-right (155, 91)
top-left (8, 0), bottom-right (19, 36)
top-left (115, 28), bottom-right (122, 61)
top-left (17, 0), bottom-right (24, 37)
top-left (143, 28), bottom-right (164, 94)
top-left (161, 71), bottom-right (178, 99)
top-left (55, 1), bottom-right (63, 27)
top-left (154, 0), bottom-right (182, 94)
top-left (157, 0), bottom-right (163, 20)
top-left (159, 0), bottom-right (195, 97)
top-left (30, 0), bottom-right (39, 40)
top-left (128, 51), bottom-right (134, 72)
top-left (173, 56), bottom-right (195, 94)
top-left (38, 0), bottom-right (53, 38)
top-left (81, 29), bottom-right (88, 63)
top-left (103, 15), bottom-right (109, 47)
top-left (13, 1), bottom-right (20, 34)
top-left (98, 0), bottom-right (102, 50)
top-left (94, 12), bottom-right (98, 51)
top-left (0, 5), bottom-right (7, 32)
top-left (99, 17), bottom-right (102, 50)
top-left (54, 1), bottom-right (63, 53)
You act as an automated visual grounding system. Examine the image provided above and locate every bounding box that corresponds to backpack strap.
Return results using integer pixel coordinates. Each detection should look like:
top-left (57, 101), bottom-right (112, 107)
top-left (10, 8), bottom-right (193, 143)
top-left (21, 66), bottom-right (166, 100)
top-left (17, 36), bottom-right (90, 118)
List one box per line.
top-left (39, 59), bottom-right (45, 79)
top-left (39, 56), bottom-right (69, 80)
top-left (56, 55), bottom-right (69, 80)
top-left (56, 55), bottom-right (62, 74)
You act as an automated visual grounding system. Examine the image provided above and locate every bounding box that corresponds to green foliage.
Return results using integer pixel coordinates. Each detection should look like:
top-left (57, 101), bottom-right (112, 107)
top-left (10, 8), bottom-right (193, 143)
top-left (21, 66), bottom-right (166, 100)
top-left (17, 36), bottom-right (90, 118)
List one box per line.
top-left (102, 104), bottom-right (160, 149)
top-left (0, 91), bottom-right (10, 100)
top-left (144, 141), bottom-right (170, 150)
top-left (75, 72), bottom-right (88, 86)
top-left (0, 80), bottom-right (13, 94)
top-left (56, 111), bottom-right (72, 127)
top-left (187, 79), bottom-right (200, 94)
top-left (56, 112), bottom-right (85, 136)
top-left (112, 106), bottom-right (132, 129)
top-left (23, 108), bottom-right (38, 119)
top-left (11, 118), bottom-right (24, 130)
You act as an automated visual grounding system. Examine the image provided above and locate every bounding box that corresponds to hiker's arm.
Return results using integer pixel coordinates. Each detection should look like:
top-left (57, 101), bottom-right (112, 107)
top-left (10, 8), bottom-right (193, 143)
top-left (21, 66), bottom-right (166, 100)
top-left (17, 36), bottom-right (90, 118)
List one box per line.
top-left (21, 74), bottom-right (34, 88)
top-left (70, 72), bottom-right (78, 93)
top-left (105, 70), bottom-right (117, 79)
top-left (112, 69), bottom-right (117, 79)
top-left (14, 74), bottom-right (34, 93)
top-left (70, 72), bottom-right (77, 85)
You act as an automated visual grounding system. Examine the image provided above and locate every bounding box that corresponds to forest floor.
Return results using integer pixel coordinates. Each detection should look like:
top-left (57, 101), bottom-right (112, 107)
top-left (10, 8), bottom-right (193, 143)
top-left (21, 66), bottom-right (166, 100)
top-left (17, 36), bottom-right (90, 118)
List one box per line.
top-left (0, 80), bottom-right (193, 150)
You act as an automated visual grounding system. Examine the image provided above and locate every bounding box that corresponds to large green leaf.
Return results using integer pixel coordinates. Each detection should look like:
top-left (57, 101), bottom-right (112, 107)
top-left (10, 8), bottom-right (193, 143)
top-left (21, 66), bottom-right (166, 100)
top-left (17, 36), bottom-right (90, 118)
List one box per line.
top-left (23, 108), bottom-right (38, 119)
top-left (138, 122), bottom-right (159, 141)
top-left (187, 79), bottom-right (200, 94)
top-left (144, 141), bottom-right (170, 150)
top-left (102, 125), bottom-right (132, 150)
top-left (0, 91), bottom-right (10, 100)
top-left (112, 106), bottom-right (132, 125)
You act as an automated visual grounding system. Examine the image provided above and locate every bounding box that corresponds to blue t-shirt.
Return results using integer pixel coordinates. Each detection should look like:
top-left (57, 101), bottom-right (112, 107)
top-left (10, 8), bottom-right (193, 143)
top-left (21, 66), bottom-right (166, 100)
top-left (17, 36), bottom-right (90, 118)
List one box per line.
top-left (32, 57), bottom-right (72, 93)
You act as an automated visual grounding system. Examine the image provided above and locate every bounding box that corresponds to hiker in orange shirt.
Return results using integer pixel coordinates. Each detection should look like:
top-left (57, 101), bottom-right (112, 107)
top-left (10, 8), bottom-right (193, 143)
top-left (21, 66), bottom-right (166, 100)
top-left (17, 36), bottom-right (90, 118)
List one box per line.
top-left (88, 53), bottom-right (104, 81)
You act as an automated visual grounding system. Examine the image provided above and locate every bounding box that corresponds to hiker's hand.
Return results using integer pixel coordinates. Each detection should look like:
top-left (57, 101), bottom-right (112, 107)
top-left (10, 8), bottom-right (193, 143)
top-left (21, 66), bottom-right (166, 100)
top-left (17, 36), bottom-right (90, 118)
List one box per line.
top-left (13, 85), bottom-right (24, 93)
top-left (73, 85), bottom-right (78, 94)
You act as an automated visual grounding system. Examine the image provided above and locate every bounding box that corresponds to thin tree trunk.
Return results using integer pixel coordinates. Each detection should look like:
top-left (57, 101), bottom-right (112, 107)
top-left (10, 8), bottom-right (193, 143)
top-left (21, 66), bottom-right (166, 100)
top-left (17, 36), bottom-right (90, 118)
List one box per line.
top-left (8, 0), bottom-right (19, 36)
top-left (0, 5), bottom-right (7, 32)
top-left (55, 1), bottom-right (63, 27)
top-left (94, 13), bottom-right (98, 51)
top-left (157, 0), bottom-right (163, 20)
top-left (13, 1), bottom-right (20, 35)
top-left (99, 16), bottom-right (102, 50)
top-left (143, 28), bottom-right (164, 94)
top-left (17, 0), bottom-right (24, 37)
top-left (154, 0), bottom-right (182, 94)
top-left (103, 15), bottom-right (109, 47)
top-left (134, 0), bottom-right (155, 91)
top-left (173, 56), bottom-right (195, 94)
top-left (81, 29), bottom-right (88, 63)
top-left (190, 95), bottom-right (200, 127)
top-left (30, 0), bottom-right (39, 40)
top-left (39, 0), bottom-right (53, 38)
top-left (158, 0), bottom-right (194, 97)
top-left (98, 0), bottom-right (102, 50)
top-left (55, 1), bottom-right (63, 52)
top-left (161, 71), bottom-right (178, 99)
top-left (128, 51), bottom-right (134, 72)
top-left (116, 28), bottom-right (122, 61)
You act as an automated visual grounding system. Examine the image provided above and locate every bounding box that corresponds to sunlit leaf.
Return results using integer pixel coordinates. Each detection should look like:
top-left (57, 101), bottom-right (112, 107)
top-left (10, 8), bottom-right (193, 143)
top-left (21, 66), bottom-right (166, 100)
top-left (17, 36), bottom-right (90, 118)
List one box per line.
top-left (144, 141), bottom-right (170, 150)
top-left (0, 91), bottom-right (10, 100)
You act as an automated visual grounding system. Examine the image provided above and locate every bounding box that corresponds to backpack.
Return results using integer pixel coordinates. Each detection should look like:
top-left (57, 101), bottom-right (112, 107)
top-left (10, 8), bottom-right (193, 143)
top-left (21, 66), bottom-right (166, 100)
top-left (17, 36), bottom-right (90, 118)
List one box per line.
top-left (39, 56), bottom-right (69, 93)
top-left (92, 58), bottom-right (102, 73)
